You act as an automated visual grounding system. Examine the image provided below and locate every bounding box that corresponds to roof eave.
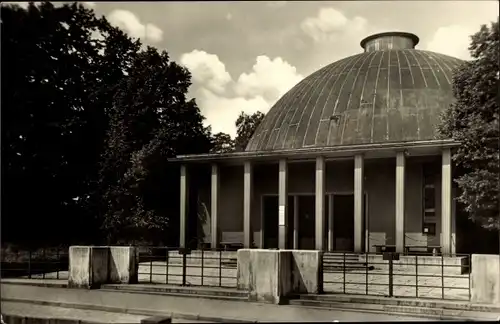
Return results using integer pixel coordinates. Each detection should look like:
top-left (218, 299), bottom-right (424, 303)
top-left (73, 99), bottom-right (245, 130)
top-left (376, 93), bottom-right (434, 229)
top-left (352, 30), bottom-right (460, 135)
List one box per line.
top-left (169, 139), bottom-right (460, 164)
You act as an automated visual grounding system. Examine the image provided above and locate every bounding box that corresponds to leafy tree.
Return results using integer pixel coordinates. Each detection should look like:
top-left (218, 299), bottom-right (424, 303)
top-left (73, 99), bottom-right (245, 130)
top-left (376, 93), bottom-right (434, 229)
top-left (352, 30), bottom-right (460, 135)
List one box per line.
top-left (234, 111), bottom-right (265, 151)
top-left (437, 19), bottom-right (499, 230)
top-left (210, 132), bottom-right (235, 153)
top-left (98, 47), bottom-right (212, 244)
top-left (1, 1), bottom-right (139, 245)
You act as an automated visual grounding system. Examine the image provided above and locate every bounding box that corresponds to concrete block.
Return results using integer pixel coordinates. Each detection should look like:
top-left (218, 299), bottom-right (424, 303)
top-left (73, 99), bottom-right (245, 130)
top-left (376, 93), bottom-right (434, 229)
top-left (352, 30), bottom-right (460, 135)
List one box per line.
top-left (237, 249), bottom-right (292, 304)
top-left (69, 246), bottom-right (109, 289)
top-left (471, 254), bottom-right (500, 305)
top-left (290, 250), bottom-right (322, 294)
top-left (109, 246), bottom-right (138, 284)
top-left (368, 232), bottom-right (386, 252)
top-left (236, 249), bottom-right (251, 290)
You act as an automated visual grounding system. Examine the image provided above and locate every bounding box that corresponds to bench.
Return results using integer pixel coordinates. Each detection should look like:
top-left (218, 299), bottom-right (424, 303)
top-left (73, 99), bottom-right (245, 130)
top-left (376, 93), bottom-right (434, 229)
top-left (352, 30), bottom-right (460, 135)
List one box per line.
top-left (221, 232), bottom-right (244, 251)
top-left (373, 244), bottom-right (396, 253)
top-left (373, 244), bottom-right (442, 255)
top-left (405, 245), bottom-right (442, 255)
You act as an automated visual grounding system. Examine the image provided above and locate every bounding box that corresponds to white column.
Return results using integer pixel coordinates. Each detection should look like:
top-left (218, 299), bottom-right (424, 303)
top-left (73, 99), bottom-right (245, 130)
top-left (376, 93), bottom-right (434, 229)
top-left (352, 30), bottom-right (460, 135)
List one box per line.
top-left (293, 195), bottom-right (299, 249)
top-left (395, 151), bottom-right (406, 253)
top-left (244, 161), bottom-right (253, 248)
top-left (278, 159), bottom-right (288, 249)
top-left (180, 165), bottom-right (188, 249)
top-left (354, 154), bottom-right (364, 252)
top-left (211, 164), bottom-right (219, 249)
top-left (328, 194), bottom-right (334, 252)
top-left (315, 156), bottom-right (325, 251)
top-left (441, 148), bottom-right (452, 254)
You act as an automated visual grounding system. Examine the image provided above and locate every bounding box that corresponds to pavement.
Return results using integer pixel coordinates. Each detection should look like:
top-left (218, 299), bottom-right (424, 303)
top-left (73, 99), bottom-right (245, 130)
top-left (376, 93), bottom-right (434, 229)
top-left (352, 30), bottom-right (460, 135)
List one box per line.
top-left (1, 282), bottom-right (436, 322)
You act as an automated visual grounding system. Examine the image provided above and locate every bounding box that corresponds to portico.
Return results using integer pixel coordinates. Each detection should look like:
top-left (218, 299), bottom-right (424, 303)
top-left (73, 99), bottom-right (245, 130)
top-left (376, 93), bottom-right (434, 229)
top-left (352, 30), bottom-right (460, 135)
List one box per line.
top-left (174, 139), bottom-right (459, 255)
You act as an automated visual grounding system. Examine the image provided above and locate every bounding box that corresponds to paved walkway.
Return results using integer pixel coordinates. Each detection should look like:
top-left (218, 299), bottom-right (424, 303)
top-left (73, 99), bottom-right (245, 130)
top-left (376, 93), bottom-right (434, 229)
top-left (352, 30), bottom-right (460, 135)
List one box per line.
top-left (1, 283), bottom-right (434, 322)
top-left (1, 300), bottom-right (214, 323)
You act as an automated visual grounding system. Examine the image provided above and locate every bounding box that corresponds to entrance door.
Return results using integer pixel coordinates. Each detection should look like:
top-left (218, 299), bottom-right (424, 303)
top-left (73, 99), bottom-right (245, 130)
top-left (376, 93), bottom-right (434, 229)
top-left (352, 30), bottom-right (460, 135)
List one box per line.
top-left (333, 194), bottom-right (355, 251)
top-left (298, 195), bottom-right (315, 249)
top-left (263, 195), bottom-right (294, 249)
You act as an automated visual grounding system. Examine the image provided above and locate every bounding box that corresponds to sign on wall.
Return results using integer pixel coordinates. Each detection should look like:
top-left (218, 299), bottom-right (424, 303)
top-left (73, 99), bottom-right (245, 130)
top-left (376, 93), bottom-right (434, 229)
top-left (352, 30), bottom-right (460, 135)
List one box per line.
top-left (278, 205), bottom-right (285, 226)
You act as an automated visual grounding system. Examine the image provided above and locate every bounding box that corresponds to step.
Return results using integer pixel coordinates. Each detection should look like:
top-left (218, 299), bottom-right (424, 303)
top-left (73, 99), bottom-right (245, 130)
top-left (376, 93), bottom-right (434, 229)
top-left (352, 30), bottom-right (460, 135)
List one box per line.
top-left (296, 294), bottom-right (500, 313)
top-left (289, 298), bottom-right (500, 321)
top-left (102, 284), bottom-right (249, 299)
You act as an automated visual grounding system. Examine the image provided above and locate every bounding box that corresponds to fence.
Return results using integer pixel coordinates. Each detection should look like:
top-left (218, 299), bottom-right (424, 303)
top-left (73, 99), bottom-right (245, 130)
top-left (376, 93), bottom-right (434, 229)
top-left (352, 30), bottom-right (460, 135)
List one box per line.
top-left (136, 247), bottom-right (238, 288)
top-left (0, 247), bottom-right (69, 280)
top-left (321, 252), bottom-right (471, 301)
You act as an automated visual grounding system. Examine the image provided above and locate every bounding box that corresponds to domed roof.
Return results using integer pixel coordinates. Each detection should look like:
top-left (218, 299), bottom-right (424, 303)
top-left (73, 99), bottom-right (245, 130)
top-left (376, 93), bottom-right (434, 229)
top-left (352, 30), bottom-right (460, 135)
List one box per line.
top-left (245, 32), bottom-right (464, 152)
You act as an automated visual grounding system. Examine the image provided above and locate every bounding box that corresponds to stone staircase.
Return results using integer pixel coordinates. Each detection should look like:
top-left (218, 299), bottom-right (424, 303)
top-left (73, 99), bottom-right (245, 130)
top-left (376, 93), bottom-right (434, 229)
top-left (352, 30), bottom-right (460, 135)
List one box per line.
top-left (322, 252), bottom-right (374, 272)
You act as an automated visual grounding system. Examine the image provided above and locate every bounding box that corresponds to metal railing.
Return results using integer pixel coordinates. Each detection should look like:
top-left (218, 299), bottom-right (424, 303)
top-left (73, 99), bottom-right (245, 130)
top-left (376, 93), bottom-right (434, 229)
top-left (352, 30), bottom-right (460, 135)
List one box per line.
top-left (0, 247), bottom-right (69, 280)
top-left (321, 251), bottom-right (471, 301)
top-left (136, 246), bottom-right (238, 288)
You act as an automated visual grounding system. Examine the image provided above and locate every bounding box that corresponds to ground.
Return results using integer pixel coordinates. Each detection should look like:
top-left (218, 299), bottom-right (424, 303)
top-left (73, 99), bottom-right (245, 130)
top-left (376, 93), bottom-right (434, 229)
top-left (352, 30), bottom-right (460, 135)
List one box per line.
top-left (1, 283), bottom-right (436, 322)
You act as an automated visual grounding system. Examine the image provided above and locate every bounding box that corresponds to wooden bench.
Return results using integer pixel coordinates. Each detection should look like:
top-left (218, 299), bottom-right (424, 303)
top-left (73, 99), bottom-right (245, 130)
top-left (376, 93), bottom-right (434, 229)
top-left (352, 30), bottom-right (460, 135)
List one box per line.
top-left (405, 245), bottom-right (442, 255)
top-left (221, 232), bottom-right (244, 251)
top-left (373, 244), bottom-right (396, 253)
top-left (373, 244), bottom-right (442, 255)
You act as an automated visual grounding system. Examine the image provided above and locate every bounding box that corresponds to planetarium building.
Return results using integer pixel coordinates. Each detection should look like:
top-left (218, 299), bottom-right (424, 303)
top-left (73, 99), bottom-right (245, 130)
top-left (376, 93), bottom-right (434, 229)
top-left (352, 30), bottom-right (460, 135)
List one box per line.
top-left (173, 32), bottom-right (464, 255)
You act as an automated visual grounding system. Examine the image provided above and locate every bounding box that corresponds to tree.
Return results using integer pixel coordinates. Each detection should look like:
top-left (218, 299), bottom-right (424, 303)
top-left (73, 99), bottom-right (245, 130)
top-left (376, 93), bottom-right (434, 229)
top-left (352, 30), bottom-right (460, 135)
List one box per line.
top-left (210, 132), bottom-right (235, 153)
top-left (98, 47), bottom-right (212, 244)
top-left (234, 111), bottom-right (265, 151)
top-left (437, 19), bottom-right (499, 230)
top-left (1, 1), bottom-right (139, 245)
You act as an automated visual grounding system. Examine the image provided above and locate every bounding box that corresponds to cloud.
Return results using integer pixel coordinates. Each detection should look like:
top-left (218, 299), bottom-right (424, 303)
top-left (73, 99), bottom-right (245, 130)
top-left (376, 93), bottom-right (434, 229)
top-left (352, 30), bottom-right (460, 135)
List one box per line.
top-left (226, 13), bottom-right (233, 21)
top-left (426, 25), bottom-right (473, 60)
top-left (180, 50), bottom-right (232, 95)
top-left (266, 1), bottom-right (287, 8)
top-left (180, 50), bottom-right (302, 136)
top-left (197, 89), bottom-right (269, 137)
top-left (81, 2), bottom-right (96, 8)
top-left (108, 9), bottom-right (163, 43)
top-left (301, 7), bottom-right (367, 42)
top-left (235, 56), bottom-right (303, 103)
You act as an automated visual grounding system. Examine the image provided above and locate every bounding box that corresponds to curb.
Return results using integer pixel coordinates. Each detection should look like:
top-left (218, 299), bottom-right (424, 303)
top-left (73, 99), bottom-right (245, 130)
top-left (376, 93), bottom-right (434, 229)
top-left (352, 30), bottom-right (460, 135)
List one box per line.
top-left (288, 300), bottom-right (500, 321)
top-left (1, 298), bottom-right (257, 323)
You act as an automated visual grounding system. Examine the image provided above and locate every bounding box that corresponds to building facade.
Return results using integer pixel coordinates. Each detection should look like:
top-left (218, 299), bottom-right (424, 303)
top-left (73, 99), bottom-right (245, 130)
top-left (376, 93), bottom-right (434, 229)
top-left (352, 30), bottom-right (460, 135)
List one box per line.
top-left (173, 31), bottom-right (465, 254)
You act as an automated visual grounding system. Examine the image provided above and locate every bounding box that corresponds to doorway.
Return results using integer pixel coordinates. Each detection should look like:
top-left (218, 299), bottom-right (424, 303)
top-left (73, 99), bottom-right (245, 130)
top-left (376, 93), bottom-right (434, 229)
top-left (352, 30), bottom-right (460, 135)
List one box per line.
top-left (332, 193), bottom-right (367, 252)
top-left (333, 194), bottom-right (355, 251)
top-left (262, 195), bottom-right (294, 248)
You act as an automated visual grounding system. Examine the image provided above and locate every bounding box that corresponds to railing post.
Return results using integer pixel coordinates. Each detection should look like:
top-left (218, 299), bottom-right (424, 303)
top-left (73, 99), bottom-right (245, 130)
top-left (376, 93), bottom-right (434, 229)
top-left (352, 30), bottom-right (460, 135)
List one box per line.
top-left (42, 248), bottom-right (46, 279)
top-left (415, 255), bottom-right (419, 298)
top-left (201, 249), bottom-right (204, 286)
top-left (441, 253), bottom-right (445, 299)
top-left (388, 257), bottom-right (394, 297)
top-left (343, 252), bottom-right (346, 294)
top-left (28, 251), bottom-right (32, 279)
top-left (165, 248), bottom-right (169, 285)
top-left (149, 249), bottom-right (153, 283)
top-left (182, 251), bottom-right (187, 286)
top-left (219, 250), bottom-right (222, 287)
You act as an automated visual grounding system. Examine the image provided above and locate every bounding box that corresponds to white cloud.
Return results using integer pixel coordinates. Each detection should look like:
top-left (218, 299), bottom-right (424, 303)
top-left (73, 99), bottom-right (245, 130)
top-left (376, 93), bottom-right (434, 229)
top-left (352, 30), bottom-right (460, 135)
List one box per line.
top-left (180, 50), bottom-right (232, 95)
top-left (198, 89), bottom-right (269, 137)
top-left (108, 9), bottom-right (163, 43)
top-left (180, 50), bottom-right (302, 136)
top-left (235, 56), bottom-right (303, 103)
top-left (266, 1), bottom-right (287, 8)
top-left (426, 25), bottom-right (473, 60)
top-left (81, 2), bottom-right (96, 8)
top-left (301, 7), bottom-right (367, 42)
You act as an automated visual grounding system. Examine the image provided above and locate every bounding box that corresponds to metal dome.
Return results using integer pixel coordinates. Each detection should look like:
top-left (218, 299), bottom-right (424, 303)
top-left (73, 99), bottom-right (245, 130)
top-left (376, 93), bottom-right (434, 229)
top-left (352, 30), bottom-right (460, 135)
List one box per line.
top-left (245, 32), bottom-right (464, 152)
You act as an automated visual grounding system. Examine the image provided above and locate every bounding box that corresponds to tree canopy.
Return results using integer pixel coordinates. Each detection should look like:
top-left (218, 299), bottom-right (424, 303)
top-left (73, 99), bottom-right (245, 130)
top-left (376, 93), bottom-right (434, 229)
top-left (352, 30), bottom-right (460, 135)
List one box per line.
top-left (1, 2), bottom-right (213, 245)
top-left (437, 19), bottom-right (499, 230)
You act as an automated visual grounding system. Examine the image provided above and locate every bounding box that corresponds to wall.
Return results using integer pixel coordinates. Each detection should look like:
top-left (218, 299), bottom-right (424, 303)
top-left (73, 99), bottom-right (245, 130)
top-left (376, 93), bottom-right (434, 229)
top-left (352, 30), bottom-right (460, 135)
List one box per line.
top-left (196, 155), bottom-right (448, 250)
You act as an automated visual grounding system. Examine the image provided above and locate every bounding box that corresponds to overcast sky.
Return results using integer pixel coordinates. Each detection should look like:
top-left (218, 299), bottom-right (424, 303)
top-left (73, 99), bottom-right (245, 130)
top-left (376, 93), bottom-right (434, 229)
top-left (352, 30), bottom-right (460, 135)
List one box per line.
top-left (10, 1), bottom-right (499, 137)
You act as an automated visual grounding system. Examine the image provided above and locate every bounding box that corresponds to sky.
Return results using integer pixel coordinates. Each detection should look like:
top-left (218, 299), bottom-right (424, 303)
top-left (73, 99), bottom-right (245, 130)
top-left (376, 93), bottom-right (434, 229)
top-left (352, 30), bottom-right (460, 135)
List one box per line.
top-left (8, 1), bottom-right (499, 137)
